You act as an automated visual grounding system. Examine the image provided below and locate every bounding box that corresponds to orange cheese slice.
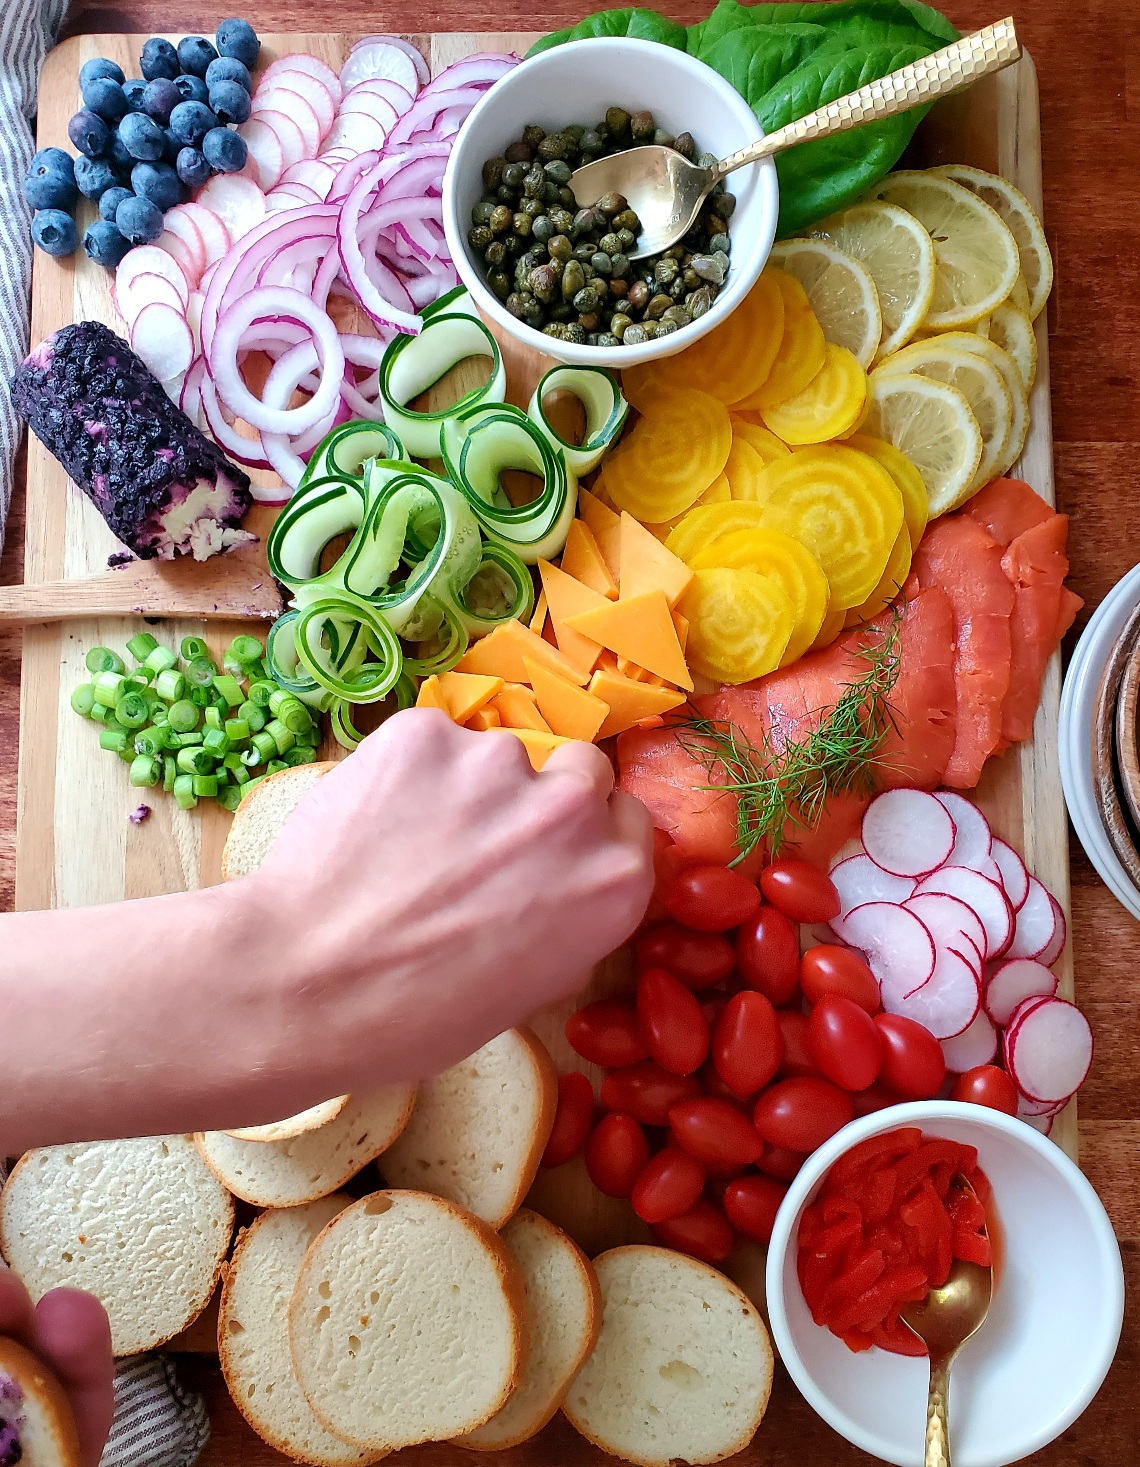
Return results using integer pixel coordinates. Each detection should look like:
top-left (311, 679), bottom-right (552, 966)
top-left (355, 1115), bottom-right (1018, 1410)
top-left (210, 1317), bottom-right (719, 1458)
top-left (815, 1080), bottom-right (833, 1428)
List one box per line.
top-left (589, 666), bottom-right (687, 739)
top-left (455, 620), bottom-right (587, 687)
top-left (491, 683), bottom-right (552, 734)
top-left (466, 706), bottom-right (502, 731)
top-left (618, 513), bottom-right (694, 607)
top-left (502, 726), bottom-right (574, 770)
top-left (578, 488), bottom-right (622, 582)
top-left (565, 590), bottom-right (694, 691)
top-left (523, 657), bottom-right (609, 743)
top-left (537, 560), bottom-right (607, 678)
top-left (415, 675), bottom-right (449, 714)
top-left (672, 609), bottom-right (689, 653)
top-left (437, 671), bottom-right (504, 725)
top-left (529, 589), bottom-right (549, 635)
top-left (560, 519), bottom-right (619, 599)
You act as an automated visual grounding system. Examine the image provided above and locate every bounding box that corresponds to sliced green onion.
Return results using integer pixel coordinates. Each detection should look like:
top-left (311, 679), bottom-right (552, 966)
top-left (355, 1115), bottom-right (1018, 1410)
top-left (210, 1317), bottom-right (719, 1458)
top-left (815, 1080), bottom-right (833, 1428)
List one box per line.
top-left (247, 679), bottom-right (277, 707)
top-left (134, 725), bottom-right (169, 757)
top-left (266, 758), bottom-right (288, 776)
top-left (180, 636), bottom-right (209, 661)
top-left (168, 700), bottom-right (199, 733)
top-left (93, 670), bottom-right (126, 709)
top-left (185, 656), bottom-right (216, 688)
top-left (173, 774), bottom-right (197, 810)
top-left (285, 745), bottom-right (316, 765)
top-left (144, 645), bottom-right (178, 676)
top-left (213, 673), bottom-right (244, 707)
top-left (244, 729), bottom-right (278, 765)
top-left (238, 701), bottom-right (267, 732)
top-left (176, 746), bottom-right (214, 776)
top-left (204, 706), bottom-right (222, 730)
top-left (154, 668), bottom-right (186, 702)
top-left (130, 754), bottom-right (160, 787)
top-left (163, 755), bottom-right (176, 791)
top-left (193, 774), bottom-right (218, 797)
top-left (115, 692), bottom-right (150, 729)
top-left (203, 727), bottom-right (231, 758)
top-left (379, 311), bottom-right (506, 459)
top-left (89, 703), bottom-right (111, 724)
top-left (127, 632), bottom-right (159, 662)
top-left (171, 730), bottom-right (204, 747)
top-left (527, 365), bottom-right (629, 474)
top-left (86, 646), bottom-right (124, 675)
top-left (125, 670), bottom-right (153, 691)
top-left (225, 717), bottom-right (250, 742)
top-left (227, 635), bottom-right (263, 666)
top-left (302, 421), bottom-right (405, 487)
top-left (218, 782), bottom-right (244, 811)
top-left (100, 727), bottom-right (128, 754)
top-left (71, 683), bottom-right (96, 718)
top-left (190, 686), bottom-right (211, 708)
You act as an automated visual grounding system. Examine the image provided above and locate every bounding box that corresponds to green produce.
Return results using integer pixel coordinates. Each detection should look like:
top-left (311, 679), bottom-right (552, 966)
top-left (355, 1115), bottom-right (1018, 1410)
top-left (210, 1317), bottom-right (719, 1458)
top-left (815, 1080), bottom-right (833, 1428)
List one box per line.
top-left (528, 8), bottom-right (688, 56)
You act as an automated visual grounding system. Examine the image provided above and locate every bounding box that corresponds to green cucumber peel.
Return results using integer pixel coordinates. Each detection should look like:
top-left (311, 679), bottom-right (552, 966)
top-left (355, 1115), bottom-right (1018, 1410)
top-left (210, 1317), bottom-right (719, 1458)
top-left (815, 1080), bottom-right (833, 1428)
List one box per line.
top-left (379, 309), bottom-right (507, 459)
top-left (527, 366), bottom-right (629, 475)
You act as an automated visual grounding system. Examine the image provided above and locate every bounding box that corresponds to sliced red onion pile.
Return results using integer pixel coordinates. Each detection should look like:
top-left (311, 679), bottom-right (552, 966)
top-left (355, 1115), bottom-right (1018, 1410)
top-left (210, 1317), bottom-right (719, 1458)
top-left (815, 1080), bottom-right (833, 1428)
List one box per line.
top-left (111, 40), bottom-right (517, 501)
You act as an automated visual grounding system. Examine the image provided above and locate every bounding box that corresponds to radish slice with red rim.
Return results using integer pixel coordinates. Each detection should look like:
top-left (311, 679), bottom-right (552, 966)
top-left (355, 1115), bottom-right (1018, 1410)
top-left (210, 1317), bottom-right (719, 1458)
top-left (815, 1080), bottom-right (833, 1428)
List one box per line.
top-left (156, 230), bottom-right (203, 287)
top-left (861, 789), bottom-right (955, 877)
top-left (830, 854), bottom-right (915, 924)
top-left (1036, 896), bottom-right (1067, 967)
top-left (903, 892), bottom-right (986, 979)
top-left (1016, 1088), bottom-right (1065, 1117)
top-left (883, 943), bottom-right (980, 1040)
top-left (940, 1008), bottom-right (998, 1072)
top-left (281, 159), bottom-right (338, 199)
top-left (117, 245), bottom-right (190, 307)
top-left (197, 175), bottom-right (267, 243)
top-left (839, 901), bottom-right (936, 999)
top-left (933, 791), bottom-right (993, 869)
top-left (351, 35), bottom-right (429, 87)
top-left (262, 53), bottom-right (344, 106)
top-left (1005, 997), bottom-right (1092, 1105)
top-left (179, 203), bottom-right (231, 266)
top-left (799, 922), bottom-right (841, 955)
top-left (343, 77), bottom-right (416, 115)
top-left (338, 91), bottom-right (401, 133)
top-left (255, 95), bottom-right (323, 160)
top-left (256, 79), bottom-right (336, 139)
top-left (115, 272), bottom-right (186, 329)
top-left (340, 40), bottom-right (422, 96)
top-left (324, 113), bottom-right (391, 156)
top-left (160, 206), bottom-right (207, 272)
top-left (984, 958), bottom-right (1058, 1027)
top-left (1005, 876), bottom-right (1058, 960)
top-left (990, 838), bottom-right (1030, 910)
top-left (130, 302), bottom-right (194, 382)
top-left (238, 118), bottom-right (287, 189)
top-left (914, 866), bottom-right (1013, 960)
top-left (1020, 1111), bottom-right (1054, 1135)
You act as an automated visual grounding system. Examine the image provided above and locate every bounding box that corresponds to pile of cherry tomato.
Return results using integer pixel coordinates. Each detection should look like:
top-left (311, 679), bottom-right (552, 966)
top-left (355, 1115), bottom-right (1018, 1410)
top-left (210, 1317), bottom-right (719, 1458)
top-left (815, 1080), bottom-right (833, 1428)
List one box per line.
top-left (542, 854), bottom-right (1019, 1266)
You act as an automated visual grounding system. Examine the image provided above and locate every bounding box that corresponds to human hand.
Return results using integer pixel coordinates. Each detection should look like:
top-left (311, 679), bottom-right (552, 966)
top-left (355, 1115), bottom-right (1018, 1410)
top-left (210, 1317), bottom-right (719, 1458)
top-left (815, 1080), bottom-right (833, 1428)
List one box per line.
top-left (0, 1266), bottom-right (114, 1467)
top-left (251, 711), bottom-right (653, 1094)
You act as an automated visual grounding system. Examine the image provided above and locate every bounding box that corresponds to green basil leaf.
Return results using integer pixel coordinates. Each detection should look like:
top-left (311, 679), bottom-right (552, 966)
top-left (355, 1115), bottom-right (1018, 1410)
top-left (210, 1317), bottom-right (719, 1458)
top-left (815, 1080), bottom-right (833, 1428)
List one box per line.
top-left (526, 26), bottom-right (574, 57)
top-left (689, 0), bottom-right (956, 57)
top-left (526, 8), bottom-right (687, 58)
top-left (699, 23), bottom-right (833, 102)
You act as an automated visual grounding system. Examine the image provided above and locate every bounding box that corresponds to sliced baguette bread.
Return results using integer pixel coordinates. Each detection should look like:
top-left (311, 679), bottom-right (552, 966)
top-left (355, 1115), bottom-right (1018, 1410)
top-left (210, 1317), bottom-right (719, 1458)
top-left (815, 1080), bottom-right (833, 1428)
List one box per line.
top-left (197, 1087), bottom-right (415, 1208)
top-left (0, 1137), bottom-right (233, 1357)
top-left (378, 1029), bottom-right (556, 1229)
top-left (0, 1337), bottom-right (81, 1467)
top-left (456, 1209), bottom-right (600, 1451)
top-left (224, 1096), bottom-right (350, 1143)
top-left (219, 1197), bottom-right (385, 1467)
top-left (562, 1245), bottom-right (774, 1467)
top-left (289, 1191), bottom-right (527, 1451)
top-left (221, 761), bottom-right (334, 882)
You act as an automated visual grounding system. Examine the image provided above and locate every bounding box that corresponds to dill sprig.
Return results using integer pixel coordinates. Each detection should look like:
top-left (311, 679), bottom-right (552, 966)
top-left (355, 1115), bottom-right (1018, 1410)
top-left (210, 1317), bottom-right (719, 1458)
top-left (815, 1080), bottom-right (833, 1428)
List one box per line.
top-left (676, 608), bottom-right (904, 864)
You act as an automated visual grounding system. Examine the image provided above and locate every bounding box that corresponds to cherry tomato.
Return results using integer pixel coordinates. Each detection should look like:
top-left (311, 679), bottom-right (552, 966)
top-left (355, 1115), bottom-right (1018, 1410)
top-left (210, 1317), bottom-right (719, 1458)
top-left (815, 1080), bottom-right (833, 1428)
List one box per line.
top-left (630, 1145), bottom-right (706, 1224)
top-left (758, 1144), bottom-right (807, 1181)
top-left (660, 864), bottom-right (761, 932)
top-left (713, 991), bottom-right (783, 1097)
top-left (636, 923), bottom-right (736, 989)
top-left (698, 1060), bottom-right (742, 1105)
top-left (600, 1062), bottom-right (702, 1127)
top-left (735, 907), bottom-right (800, 1005)
top-left (542, 1072), bottom-right (595, 1168)
top-left (753, 1077), bottom-right (855, 1152)
top-left (777, 1010), bottom-right (819, 1078)
top-left (700, 992), bottom-right (729, 1030)
top-left (651, 1199), bottom-right (734, 1263)
top-left (566, 999), bottom-right (648, 1069)
top-left (808, 995), bottom-right (882, 1092)
top-left (800, 945), bottom-right (881, 1015)
top-left (950, 1064), bottom-right (1019, 1116)
top-left (637, 967), bottom-right (709, 1076)
top-left (759, 857), bottom-right (841, 923)
top-left (584, 1113), bottom-right (650, 1197)
top-left (723, 1174), bottom-right (789, 1243)
top-left (669, 1095), bottom-right (764, 1169)
top-left (851, 1083), bottom-right (897, 1117)
top-left (875, 1014), bottom-right (946, 1100)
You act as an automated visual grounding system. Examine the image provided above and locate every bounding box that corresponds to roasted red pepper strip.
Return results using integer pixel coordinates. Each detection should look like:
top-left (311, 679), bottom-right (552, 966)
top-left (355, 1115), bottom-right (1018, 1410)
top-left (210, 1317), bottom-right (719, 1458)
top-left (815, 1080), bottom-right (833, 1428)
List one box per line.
top-left (827, 1127), bottom-right (924, 1185)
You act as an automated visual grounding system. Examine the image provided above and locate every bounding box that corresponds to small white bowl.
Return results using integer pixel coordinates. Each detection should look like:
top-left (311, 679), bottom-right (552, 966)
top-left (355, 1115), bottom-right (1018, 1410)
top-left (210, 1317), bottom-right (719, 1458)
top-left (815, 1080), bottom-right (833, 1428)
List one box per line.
top-left (442, 38), bottom-right (778, 368)
top-left (766, 1102), bottom-right (1123, 1467)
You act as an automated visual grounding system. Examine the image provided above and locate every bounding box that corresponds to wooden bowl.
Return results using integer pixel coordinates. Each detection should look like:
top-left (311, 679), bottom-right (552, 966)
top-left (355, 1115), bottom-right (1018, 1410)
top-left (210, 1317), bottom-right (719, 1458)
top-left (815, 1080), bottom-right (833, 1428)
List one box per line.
top-left (1092, 600), bottom-right (1140, 888)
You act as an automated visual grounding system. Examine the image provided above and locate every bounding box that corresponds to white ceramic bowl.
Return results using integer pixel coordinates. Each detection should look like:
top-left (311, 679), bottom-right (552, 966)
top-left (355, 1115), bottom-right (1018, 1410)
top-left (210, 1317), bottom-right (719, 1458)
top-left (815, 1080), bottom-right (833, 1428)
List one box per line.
top-left (1059, 562), bottom-right (1140, 921)
top-left (766, 1102), bottom-right (1123, 1467)
top-left (442, 38), bottom-right (778, 368)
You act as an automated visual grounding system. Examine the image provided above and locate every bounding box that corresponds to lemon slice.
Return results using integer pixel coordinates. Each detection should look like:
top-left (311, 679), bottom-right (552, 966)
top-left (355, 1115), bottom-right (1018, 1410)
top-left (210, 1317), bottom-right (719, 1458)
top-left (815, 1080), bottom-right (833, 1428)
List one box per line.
top-left (805, 201), bottom-right (935, 361)
top-left (870, 172), bottom-right (1020, 330)
top-left (1008, 273), bottom-right (1031, 314)
top-left (768, 238), bottom-right (882, 369)
top-left (862, 371), bottom-right (982, 516)
top-left (935, 164), bottom-right (1053, 321)
top-left (988, 302), bottom-right (1037, 393)
top-left (873, 338), bottom-right (1013, 491)
top-left (932, 332), bottom-right (1029, 479)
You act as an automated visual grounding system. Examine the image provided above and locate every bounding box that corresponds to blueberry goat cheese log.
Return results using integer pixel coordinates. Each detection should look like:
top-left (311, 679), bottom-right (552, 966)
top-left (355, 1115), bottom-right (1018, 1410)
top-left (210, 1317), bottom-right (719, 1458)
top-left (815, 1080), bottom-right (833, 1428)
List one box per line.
top-left (10, 321), bottom-right (254, 560)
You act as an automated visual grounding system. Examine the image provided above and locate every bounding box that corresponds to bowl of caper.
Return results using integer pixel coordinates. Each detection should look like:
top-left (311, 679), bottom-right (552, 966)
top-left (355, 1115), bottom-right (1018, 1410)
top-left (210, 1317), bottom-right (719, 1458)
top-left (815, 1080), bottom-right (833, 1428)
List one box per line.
top-left (442, 37), bottom-right (778, 367)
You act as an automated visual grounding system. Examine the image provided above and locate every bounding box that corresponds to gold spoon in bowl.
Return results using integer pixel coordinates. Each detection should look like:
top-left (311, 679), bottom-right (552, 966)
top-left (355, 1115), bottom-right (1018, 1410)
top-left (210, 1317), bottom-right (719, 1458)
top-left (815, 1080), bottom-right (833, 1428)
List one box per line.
top-left (569, 18), bottom-right (1020, 260)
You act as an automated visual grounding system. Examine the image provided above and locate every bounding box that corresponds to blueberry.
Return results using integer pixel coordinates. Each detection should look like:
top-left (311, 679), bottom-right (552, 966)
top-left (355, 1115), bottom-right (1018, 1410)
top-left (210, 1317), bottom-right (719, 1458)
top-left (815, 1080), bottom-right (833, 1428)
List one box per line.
top-left (24, 151), bottom-right (78, 211)
top-left (115, 194), bottom-right (164, 246)
top-left (205, 56), bottom-right (252, 92)
top-left (215, 19), bottom-right (260, 69)
top-left (67, 108), bottom-right (110, 159)
top-left (140, 37), bottom-right (180, 81)
top-left (202, 127), bottom-right (248, 175)
top-left (81, 76), bottom-right (129, 123)
top-left (106, 132), bottom-right (136, 176)
top-left (79, 58), bottom-right (125, 90)
top-left (172, 73), bottom-right (210, 105)
top-left (83, 220), bottom-right (131, 269)
top-left (98, 185), bottom-right (133, 223)
top-left (142, 78), bottom-right (182, 125)
top-left (175, 146), bottom-right (212, 189)
top-left (208, 80), bottom-right (250, 126)
top-left (118, 112), bottom-right (165, 161)
top-left (162, 129), bottom-right (182, 164)
top-left (29, 146), bottom-right (75, 178)
top-left (31, 209), bottom-right (78, 257)
top-left (131, 161), bottom-right (184, 211)
top-left (74, 154), bottom-right (118, 200)
top-left (177, 36), bottom-right (219, 78)
top-left (122, 78), bottom-right (148, 111)
top-left (168, 100), bottom-right (217, 147)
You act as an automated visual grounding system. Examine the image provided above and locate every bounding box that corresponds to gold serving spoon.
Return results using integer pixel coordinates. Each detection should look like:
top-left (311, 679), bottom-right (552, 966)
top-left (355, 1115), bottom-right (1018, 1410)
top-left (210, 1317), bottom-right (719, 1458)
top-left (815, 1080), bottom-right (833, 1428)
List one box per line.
top-left (899, 1178), bottom-right (994, 1467)
top-left (570, 18), bottom-right (1020, 260)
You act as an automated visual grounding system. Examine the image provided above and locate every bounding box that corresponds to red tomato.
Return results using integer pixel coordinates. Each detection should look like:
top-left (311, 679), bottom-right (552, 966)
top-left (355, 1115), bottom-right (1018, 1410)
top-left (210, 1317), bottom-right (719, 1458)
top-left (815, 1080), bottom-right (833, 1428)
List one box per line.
top-left (753, 1077), bottom-right (855, 1152)
top-left (637, 967), bottom-right (710, 1076)
top-left (652, 1199), bottom-right (734, 1263)
top-left (950, 1064), bottom-right (1019, 1115)
top-left (875, 1014), bottom-right (947, 1100)
top-left (566, 999), bottom-right (648, 1068)
top-left (600, 1062), bottom-right (702, 1127)
top-left (697, 1060), bottom-right (741, 1105)
top-left (760, 858), bottom-right (841, 923)
top-left (631, 1146), bottom-right (706, 1224)
top-left (808, 995), bottom-right (883, 1092)
top-left (777, 1010), bottom-right (819, 1078)
top-left (636, 923), bottom-right (736, 989)
top-left (723, 1174), bottom-right (789, 1243)
top-left (542, 1072), bottom-right (595, 1168)
top-left (712, 991), bottom-right (783, 1097)
top-left (660, 864), bottom-right (762, 932)
top-left (700, 992), bottom-right (729, 1029)
top-left (584, 1113), bottom-right (650, 1197)
top-left (800, 946), bottom-right (881, 1015)
top-left (851, 1084), bottom-right (897, 1117)
top-left (758, 1144), bottom-right (807, 1181)
top-left (735, 907), bottom-right (800, 1005)
top-left (669, 1096), bottom-right (764, 1169)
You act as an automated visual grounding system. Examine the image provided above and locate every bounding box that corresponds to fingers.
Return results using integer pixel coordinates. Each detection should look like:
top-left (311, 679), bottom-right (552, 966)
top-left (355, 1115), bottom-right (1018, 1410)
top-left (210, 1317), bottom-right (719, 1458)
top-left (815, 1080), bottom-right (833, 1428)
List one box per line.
top-left (32, 1290), bottom-right (116, 1467)
top-left (0, 1266), bottom-right (33, 1347)
top-left (610, 788), bottom-right (654, 854)
top-left (543, 738), bottom-right (615, 801)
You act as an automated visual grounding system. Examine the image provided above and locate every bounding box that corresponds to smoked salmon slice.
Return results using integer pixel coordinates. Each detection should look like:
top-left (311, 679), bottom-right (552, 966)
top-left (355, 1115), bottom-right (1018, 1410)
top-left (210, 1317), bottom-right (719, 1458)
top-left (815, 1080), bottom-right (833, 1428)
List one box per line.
top-left (999, 514), bottom-right (1079, 744)
top-left (963, 477), bottom-right (1052, 546)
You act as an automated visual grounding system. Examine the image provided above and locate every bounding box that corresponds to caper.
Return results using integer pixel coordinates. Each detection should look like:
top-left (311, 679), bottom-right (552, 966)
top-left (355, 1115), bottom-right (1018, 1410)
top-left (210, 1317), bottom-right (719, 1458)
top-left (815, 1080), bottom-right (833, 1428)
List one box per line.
top-left (471, 200), bottom-right (496, 226)
top-left (488, 204), bottom-right (512, 235)
top-left (697, 151), bottom-right (717, 171)
top-left (581, 262), bottom-right (596, 282)
top-left (596, 191), bottom-right (627, 217)
top-left (596, 332), bottom-right (620, 348)
top-left (550, 302), bottom-right (574, 323)
top-left (626, 279), bottom-right (650, 312)
top-left (502, 161), bottom-right (527, 189)
top-left (612, 209), bottom-right (640, 233)
top-left (513, 212), bottom-right (532, 238)
top-left (705, 212), bottom-right (728, 237)
top-left (543, 322), bottom-right (568, 340)
top-left (571, 207), bottom-right (596, 239)
top-left (610, 312), bottom-right (632, 338)
top-left (609, 252), bottom-right (631, 280)
top-left (646, 292), bottom-right (672, 320)
top-left (549, 208), bottom-right (574, 234)
top-left (504, 140), bottom-right (534, 165)
top-left (586, 332), bottom-right (601, 346)
top-left (522, 163), bottom-right (546, 198)
top-left (608, 278), bottom-right (628, 299)
top-left (506, 292), bottom-right (527, 319)
top-left (520, 196), bottom-right (545, 218)
top-left (496, 184), bottom-right (516, 203)
top-left (564, 123), bottom-right (585, 141)
top-left (532, 215), bottom-right (555, 243)
top-left (543, 159), bottom-right (572, 184)
top-left (616, 228), bottom-right (636, 251)
top-left (593, 233), bottom-right (617, 258)
top-left (509, 234), bottom-right (528, 257)
top-left (561, 260), bottom-right (586, 299)
top-left (669, 276), bottom-right (687, 300)
top-left (522, 124), bottom-right (546, 148)
top-left (488, 269), bottom-right (511, 301)
top-left (591, 251), bottom-right (613, 277)
top-left (563, 323), bottom-right (587, 345)
top-left (537, 132), bottom-right (573, 161)
top-left (654, 257), bottom-right (679, 286)
top-left (578, 312), bottom-right (601, 333)
top-left (630, 109), bottom-right (655, 142)
top-left (662, 305), bottom-right (692, 329)
top-left (691, 252), bottom-right (729, 284)
top-left (665, 243), bottom-right (686, 260)
top-left (605, 107), bottom-right (631, 139)
top-left (712, 191), bottom-right (736, 221)
top-left (558, 186), bottom-right (576, 207)
top-left (468, 225), bottom-right (493, 253)
top-left (482, 156), bottom-right (505, 190)
top-left (682, 267), bottom-right (701, 289)
top-left (656, 318), bottom-right (678, 336)
top-left (528, 263), bottom-right (559, 301)
top-left (544, 181), bottom-right (562, 203)
top-left (673, 132), bottom-right (695, 160)
top-left (547, 233), bottom-right (572, 262)
top-left (688, 285), bottom-right (715, 318)
top-left (573, 242), bottom-right (595, 263)
top-left (710, 233), bottom-right (731, 255)
top-left (483, 240), bottom-right (506, 267)
top-left (579, 129), bottom-right (603, 153)
top-left (623, 323), bottom-right (650, 345)
top-left (653, 128), bottom-right (673, 147)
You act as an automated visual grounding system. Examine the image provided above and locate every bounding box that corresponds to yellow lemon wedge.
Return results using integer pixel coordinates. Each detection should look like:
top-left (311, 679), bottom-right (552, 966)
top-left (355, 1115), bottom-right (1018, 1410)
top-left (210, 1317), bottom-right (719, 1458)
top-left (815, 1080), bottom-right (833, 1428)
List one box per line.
top-left (934, 164), bottom-right (1053, 321)
top-left (862, 370), bottom-right (982, 517)
top-left (987, 302), bottom-right (1038, 394)
top-left (768, 237), bottom-right (882, 369)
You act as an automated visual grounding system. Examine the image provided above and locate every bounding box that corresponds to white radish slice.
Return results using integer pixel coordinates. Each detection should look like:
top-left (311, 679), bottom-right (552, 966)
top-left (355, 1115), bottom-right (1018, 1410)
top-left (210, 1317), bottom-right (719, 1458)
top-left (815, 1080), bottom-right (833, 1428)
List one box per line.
top-left (862, 789), bottom-right (955, 877)
top-left (799, 922), bottom-right (840, 955)
top-left (159, 207), bottom-right (207, 272)
top-left (322, 113), bottom-right (390, 155)
top-left (1005, 876), bottom-right (1058, 960)
top-left (933, 792), bottom-right (993, 869)
top-left (162, 373), bottom-right (185, 404)
top-left (237, 117), bottom-right (288, 190)
top-left (185, 290), bottom-right (204, 354)
top-left (340, 40), bottom-right (421, 97)
top-left (976, 855), bottom-right (1005, 886)
top-left (155, 231), bottom-right (202, 288)
top-left (281, 158), bottom-right (338, 199)
top-left (1005, 997), bottom-right (1092, 1104)
top-left (914, 866), bottom-right (1013, 960)
top-left (903, 892), bottom-right (986, 980)
top-left (267, 183), bottom-right (322, 208)
top-left (1016, 1089), bottom-right (1064, 1117)
top-left (255, 109), bottom-right (310, 169)
top-left (117, 246), bottom-right (190, 308)
top-left (1036, 897), bottom-right (1067, 967)
top-left (839, 901), bottom-right (935, 1000)
top-left (830, 854), bottom-right (915, 923)
top-left (984, 958), bottom-right (1058, 1027)
top-left (338, 90), bottom-right (400, 133)
top-left (196, 175), bottom-right (268, 244)
top-left (255, 78), bottom-right (336, 139)
top-left (130, 302), bottom-right (194, 382)
top-left (1021, 1111), bottom-right (1054, 1135)
top-left (828, 837), bottom-right (865, 870)
top-left (115, 272), bottom-right (186, 329)
top-left (351, 34), bottom-right (429, 87)
top-left (178, 202), bottom-right (230, 266)
top-left (342, 76), bottom-right (416, 115)
top-left (262, 53), bottom-right (343, 106)
top-left (885, 945), bottom-right (980, 1040)
top-left (940, 1009), bottom-right (998, 1072)
top-left (255, 94), bottom-right (322, 160)
top-left (991, 838), bottom-right (1030, 910)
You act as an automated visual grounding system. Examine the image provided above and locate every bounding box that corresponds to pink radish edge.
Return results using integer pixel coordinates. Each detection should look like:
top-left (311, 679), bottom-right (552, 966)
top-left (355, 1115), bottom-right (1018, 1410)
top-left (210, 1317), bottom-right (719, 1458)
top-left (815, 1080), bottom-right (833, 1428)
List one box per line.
top-left (861, 789), bottom-right (956, 878)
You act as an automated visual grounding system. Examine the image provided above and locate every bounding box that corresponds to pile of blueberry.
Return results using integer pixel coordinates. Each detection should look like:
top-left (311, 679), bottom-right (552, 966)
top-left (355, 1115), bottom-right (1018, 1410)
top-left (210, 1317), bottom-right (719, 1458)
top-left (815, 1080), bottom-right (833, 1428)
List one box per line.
top-left (26, 19), bottom-right (260, 269)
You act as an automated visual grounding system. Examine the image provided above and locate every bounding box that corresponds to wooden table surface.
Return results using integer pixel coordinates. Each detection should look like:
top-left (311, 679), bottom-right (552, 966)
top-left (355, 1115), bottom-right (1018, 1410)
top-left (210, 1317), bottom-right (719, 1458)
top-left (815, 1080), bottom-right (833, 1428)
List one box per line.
top-left (4, 1), bottom-right (1137, 1463)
